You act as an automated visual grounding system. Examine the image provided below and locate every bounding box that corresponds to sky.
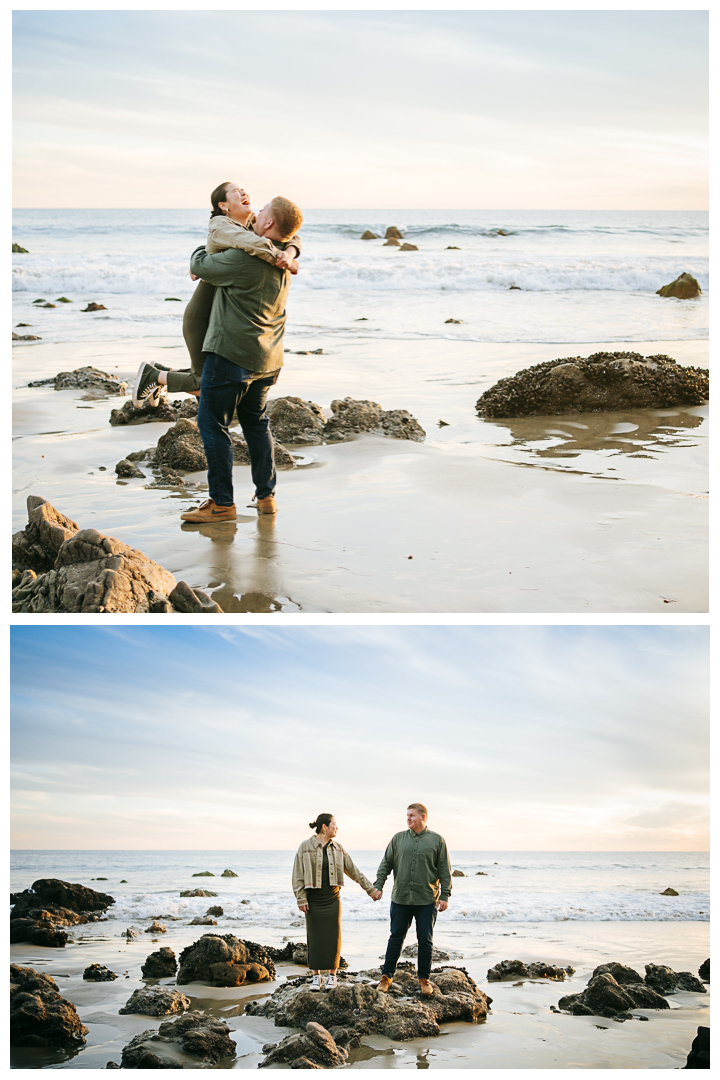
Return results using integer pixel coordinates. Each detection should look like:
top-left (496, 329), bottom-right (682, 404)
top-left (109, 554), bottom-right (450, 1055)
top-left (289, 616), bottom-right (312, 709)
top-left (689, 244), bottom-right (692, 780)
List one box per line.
top-left (10, 625), bottom-right (709, 851)
top-left (12, 9), bottom-right (708, 209)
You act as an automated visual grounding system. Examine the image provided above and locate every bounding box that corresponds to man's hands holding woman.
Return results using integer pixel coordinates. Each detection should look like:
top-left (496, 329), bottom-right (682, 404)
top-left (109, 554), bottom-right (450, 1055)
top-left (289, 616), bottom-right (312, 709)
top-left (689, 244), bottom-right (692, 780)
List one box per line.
top-left (275, 248), bottom-right (299, 274)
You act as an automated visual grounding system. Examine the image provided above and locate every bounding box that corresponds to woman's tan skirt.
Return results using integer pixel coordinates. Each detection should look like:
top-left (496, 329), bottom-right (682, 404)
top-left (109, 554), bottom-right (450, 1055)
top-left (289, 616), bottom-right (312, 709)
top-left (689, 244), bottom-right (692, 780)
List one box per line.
top-left (305, 885), bottom-right (341, 970)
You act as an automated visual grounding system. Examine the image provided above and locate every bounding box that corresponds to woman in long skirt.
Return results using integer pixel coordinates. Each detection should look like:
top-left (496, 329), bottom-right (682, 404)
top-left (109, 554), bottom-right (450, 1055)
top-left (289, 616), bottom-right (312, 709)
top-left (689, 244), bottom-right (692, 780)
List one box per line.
top-left (292, 813), bottom-right (381, 990)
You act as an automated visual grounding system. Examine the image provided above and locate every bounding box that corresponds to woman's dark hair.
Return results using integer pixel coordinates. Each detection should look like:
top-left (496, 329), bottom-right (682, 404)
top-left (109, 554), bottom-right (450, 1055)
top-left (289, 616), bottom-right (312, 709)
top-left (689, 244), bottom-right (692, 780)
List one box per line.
top-left (210, 181), bottom-right (231, 220)
top-left (309, 813), bottom-right (334, 834)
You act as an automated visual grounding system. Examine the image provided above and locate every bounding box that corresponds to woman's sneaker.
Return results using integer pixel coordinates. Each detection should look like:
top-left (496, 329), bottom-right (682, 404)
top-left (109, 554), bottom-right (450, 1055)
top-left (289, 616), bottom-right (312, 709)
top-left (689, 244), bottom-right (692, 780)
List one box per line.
top-left (133, 362), bottom-right (164, 408)
top-left (308, 974), bottom-right (324, 992)
top-left (325, 973), bottom-right (337, 990)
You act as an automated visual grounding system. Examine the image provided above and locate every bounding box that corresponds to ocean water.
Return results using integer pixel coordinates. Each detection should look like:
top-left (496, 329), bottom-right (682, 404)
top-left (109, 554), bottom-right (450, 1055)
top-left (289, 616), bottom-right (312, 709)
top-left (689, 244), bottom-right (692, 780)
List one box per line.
top-left (12, 208), bottom-right (708, 346)
top-left (10, 850), bottom-right (709, 928)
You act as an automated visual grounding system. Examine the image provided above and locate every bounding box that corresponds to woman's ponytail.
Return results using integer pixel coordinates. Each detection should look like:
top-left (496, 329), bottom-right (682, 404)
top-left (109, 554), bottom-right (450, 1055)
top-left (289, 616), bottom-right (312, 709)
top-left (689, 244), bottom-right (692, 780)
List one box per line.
top-left (309, 813), bottom-right (334, 834)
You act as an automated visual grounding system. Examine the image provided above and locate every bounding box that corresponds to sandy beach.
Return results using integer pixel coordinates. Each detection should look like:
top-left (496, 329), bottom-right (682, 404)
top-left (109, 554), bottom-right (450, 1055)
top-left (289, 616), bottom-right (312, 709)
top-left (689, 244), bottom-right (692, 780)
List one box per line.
top-left (12, 335), bottom-right (708, 613)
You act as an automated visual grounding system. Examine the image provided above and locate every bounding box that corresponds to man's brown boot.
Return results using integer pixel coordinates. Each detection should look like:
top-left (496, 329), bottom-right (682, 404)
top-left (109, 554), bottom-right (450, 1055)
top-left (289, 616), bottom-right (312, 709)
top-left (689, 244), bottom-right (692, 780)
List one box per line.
top-left (254, 495), bottom-right (277, 515)
top-left (419, 978), bottom-right (433, 997)
top-left (181, 499), bottom-right (236, 523)
top-left (377, 975), bottom-right (393, 992)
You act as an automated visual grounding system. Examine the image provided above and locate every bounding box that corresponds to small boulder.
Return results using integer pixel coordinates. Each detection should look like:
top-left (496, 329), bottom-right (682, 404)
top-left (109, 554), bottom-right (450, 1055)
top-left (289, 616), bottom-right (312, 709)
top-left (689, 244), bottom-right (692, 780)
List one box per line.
top-left (452, 870), bottom-right (465, 877)
top-left (261, 1021), bottom-right (348, 1068)
top-left (190, 916), bottom-right (217, 926)
top-left (445, 318), bottom-right (463, 324)
top-left (401, 944), bottom-right (456, 962)
top-left (220, 869), bottom-right (238, 878)
top-left (56, 297), bottom-right (72, 303)
top-left (120, 1013), bottom-right (236, 1069)
top-left (699, 959), bottom-right (709, 982)
top-left (165, 297), bottom-right (182, 301)
top-left (179, 889), bottom-right (217, 898)
top-left (115, 459), bottom-right (145, 479)
top-left (446, 246), bottom-right (461, 250)
top-left (400, 243), bottom-right (418, 251)
top-left (40, 302), bottom-right (57, 308)
top-left (476, 871), bottom-right (488, 876)
top-left (12, 243), bottom-right (29, 253)
top-left (109, 397), bottom-right (198, 426)
top-left (656, 272), bottom-right (702, 299)
top-left (488, 960), bottom-right (574, 981)
top-left (145, 920), bottom-right (167, 934)
top-left (192, 871), bottom-right (215, 877)
top-left (206, 905), bottom-right (224, 916)
top-left (675, 972), bottom-right (706, 993)
top-left (124, 926), bottom-right (143, 939)
top-left (323, 397), bottom-right (425, 443)
top-left (361, 231), bottom-right (378, 240)
top-left (28, 366), bottom-right (128, 396)
top-left (82, 302), bottom-right (107, 311)
top-left (84, 964), bottom-right (118, 981)
top-left (13, 332), bottom-right (41, 341)
top-left (11, 965), bottom-right (89, 1048)
top-left (661, 887), bottom-right (679, 896)
top-left (267, 396), bottom-right (326, 444)
top-left (385, 227), bottom-right (403, 239)
top-left (119, 987), bottom-right (190, 1018)
top-left (176, 933), bottom-right (276, 986)
top-left (383, 238), bottom-right (401, 246)
top-left (142, 947), bottom-right (178, 979)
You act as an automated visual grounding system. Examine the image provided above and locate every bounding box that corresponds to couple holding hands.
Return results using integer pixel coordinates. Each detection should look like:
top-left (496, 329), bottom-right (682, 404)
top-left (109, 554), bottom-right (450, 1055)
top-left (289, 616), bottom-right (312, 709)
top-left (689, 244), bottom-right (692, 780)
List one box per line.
top-left (292, 804), bottom-right (452, 995)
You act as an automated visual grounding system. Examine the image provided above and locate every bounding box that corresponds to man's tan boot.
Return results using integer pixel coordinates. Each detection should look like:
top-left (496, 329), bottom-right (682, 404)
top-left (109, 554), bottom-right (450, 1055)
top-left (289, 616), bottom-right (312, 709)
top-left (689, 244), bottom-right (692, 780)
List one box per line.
top-left (255, 495), bottom-right (277, 515)
top-left (180, 499), bottom-right (236, 523)
top-left (377, 975), bottom-right (393, 992)
top-left (419, 978), bottom-right (433, 997)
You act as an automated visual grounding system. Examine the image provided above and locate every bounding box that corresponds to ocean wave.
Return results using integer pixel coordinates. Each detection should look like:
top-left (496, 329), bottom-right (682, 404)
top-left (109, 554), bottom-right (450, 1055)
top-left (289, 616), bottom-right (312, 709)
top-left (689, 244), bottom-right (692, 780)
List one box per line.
top-left (12, 253), bottom-right (709, 296)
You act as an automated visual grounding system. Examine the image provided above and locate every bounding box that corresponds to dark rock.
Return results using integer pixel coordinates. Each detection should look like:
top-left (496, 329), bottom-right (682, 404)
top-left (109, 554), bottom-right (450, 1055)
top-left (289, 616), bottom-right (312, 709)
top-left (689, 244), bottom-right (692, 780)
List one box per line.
top-left (452, 870), bottom-right (465, 877)
top-left (268, 396), bottom-right (326, 444)
top-left (645, 963), bottom-right (679, 993)
top-left (56, 297), bottom-right (72, 303)
top-left (699, 959), bottom-right (709, 982)
top-left (509, 285), bottom-right (522, 290)
top-left (446, 246), bottom-right (461, 250)
top-left (124, 926), bottom-right (143, 939)
top-left (192, 871), bottom-right (215, 877)
top-left (385, 227), bottom-right (403, 239)
top-left (119, 987), bottom-right (190, 1018)
top-left (82, 302), bottom-right (107, 311)
top-left (261, 1022), bottom-right (347, 1068)
top-left (179, 889), bottom-right (217, 898)
top-left (656, 272), bottom-right (702, 299)
top-left (32, 298), bottom-right (47, 303)
top-left (383, 238), bottom-right (401, 247)
top-left (84, 964), bottom-right (118, 981)
top-left (206, 905), bottom-right (224, 916)
top-left (676, 972), bottom-right (706, 993)
top-left (220, 869), bottom-right (238, 878)
top-left (168, 581), bottom-right (223, 614)
top-left (661, 887), bottom-right (679, 896)
top-left (476, 871), bottom-right (487, 875)
top-left (591, 963), bottom-right (644, 985)
top-left (40, 302), bottom-right (57, 308)
top-left (142, 948), bottom-right (178, 979)
top-left (121, 1013), bottom-right (236, 1068)
top-left (12, 243), bottom-right (29, 253)
top-left (109, 397), bottom-right (198, 426)
top-left (476, 351), bottom-right (709, 418)
top-left (176, 934), bottom-right (276, 986)
top-left (400, 243), bottom-right (418, 251)
top-left (10, 918), bottom-right (69, 947)
top-left (266, 942), bottom-right (348, 968)
top-left (445, 318), bottom-right (463, 324)
top-left (165, 297), bottom-right (182, 302)
top-left (150, 417), bottom-right (296, 472)
top-left (11, 878), bottom-right (114, 915)
top-left (189, 917), bottom-right (217, 926)
top-left (16, 323), bottom-right (32, 326)
top-left (28, 366), bottom-right (128, 395)
top-left (247, 966), bottom-right (491, 1047)
top-left (682, 1025), bottom-right (710, 1069)
top-left (487, 960), bottom-right (575, 981)
top-left (115, 459), bottom-right (146, 479)
top-left (323, 397), bottom-right (425, 442)
top-left (13, 332), bottom-right (41, 341)
top-left (493, 229), bottom-right (510, 236)
top-left (10, 964), bottom-right (89, 1048)
top-left (361, 231), bottom-right (378, 240)
top-left (558, 972), bottom-right (669, 1017)
top-left (146, 921), bottom-right (167, 934)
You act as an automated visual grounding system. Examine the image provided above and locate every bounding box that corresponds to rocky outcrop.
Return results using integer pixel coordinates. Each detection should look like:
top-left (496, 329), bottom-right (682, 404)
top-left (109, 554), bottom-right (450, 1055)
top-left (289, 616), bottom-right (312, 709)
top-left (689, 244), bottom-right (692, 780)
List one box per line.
top-left (401, 944), bottom-right (459, 962)
top-left (558, 969), bottom-right (670, 1018)
top-left (656, 273), bottom-right (702, 299)
top-left (699, 959), bottom-right (709, 982)
top-left (82, 302), bottom-right (107, 311)
top-left (142, 947), bottom-right (177, 979)
top-left (661, 887), bottom-right (679, 895)
top-left (176, 934), bottom-right (276, 987)
top-left (221, 869), bottom-right (238, 878)
top-left (13, 332), bottom-right (41, 341)
top-left (383, 238), bottom-right (401, 247)
top-left (323, 398), bottom-right (425, 442)
top-left (12, 497), bottom-right (223, 613)
top-left (268, 397), bottom-right (327, 444)
top-left (400, 243), bottom-right (418, 251)
top-left (207, 905), bottom-right (224, 915)
top-left (192, 871), bottom-right (215, 877)
top-left (361, 231), bottom-right (378, 240)
top-left (12, 243), bottom-right (29, 253)
top-left (10, 964), bottom-right (89, 1048)
top-left (109, 397), bottom-right (198, 426)
top-left (476, 352), bottom-right (709, 418)
top-left (487, 960), bottom-right (575, 982)
top-left (179, 889), bottom-right (217, 898)
top-left (119, 987), bottom-right (191, 1018)
top-left (385, 227), bottom-right (403, 239)
top-left (28, 366), bottom-right (128, 395)
top-left (190, 917), bottom-right (217, 926)
top-left (683, 1025), bottom-right (710, 1069)
top-left (246, 966), bottom-right (491, 1044)
top-left (11, 878), bottom-right (115, 947)
top-left (644, 964), bottom-right (706, 995)
top-left (260, 1021), bottom-right (353, 1068)
top-left (84, 964), bottom-right (118, 981)
top-left (120, 1014), bottom-right (236, 1069)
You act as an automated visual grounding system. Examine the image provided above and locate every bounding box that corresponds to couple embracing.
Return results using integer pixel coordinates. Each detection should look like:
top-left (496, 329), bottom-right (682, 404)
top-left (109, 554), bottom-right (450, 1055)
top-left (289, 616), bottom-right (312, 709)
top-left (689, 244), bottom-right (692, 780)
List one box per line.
top-left (133, 181), bottom-right (303, 524)
top-left (292, 804), bottom-right (452, 995)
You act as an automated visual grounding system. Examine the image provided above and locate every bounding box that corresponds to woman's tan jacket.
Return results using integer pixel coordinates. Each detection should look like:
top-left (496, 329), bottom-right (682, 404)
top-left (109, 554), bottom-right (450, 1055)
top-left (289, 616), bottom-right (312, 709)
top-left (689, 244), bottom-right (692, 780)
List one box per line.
top-left (292, 835), bottom-right (375, 908)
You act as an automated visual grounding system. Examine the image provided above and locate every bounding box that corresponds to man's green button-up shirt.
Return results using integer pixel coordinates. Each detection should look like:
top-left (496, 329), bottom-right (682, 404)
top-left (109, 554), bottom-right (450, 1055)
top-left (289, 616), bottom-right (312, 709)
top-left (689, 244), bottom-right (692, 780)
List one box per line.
top-left (374, 827), bottom-right (452, 906)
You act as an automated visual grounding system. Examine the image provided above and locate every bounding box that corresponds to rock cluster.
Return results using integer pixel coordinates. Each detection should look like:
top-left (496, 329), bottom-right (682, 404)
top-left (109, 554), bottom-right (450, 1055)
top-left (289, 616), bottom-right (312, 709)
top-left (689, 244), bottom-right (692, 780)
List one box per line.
top-left (119, 987), bottom-right (191, 1018)
top-left (119, 1013), bottom-right (236, 1069)
top-left (656, 272), bottom-right (702, 299)
top-left (261, 1020), bottom-right (357, 1068)
top-left (487, 960), bottom-right (575, 982)
top-left (476, 352), bottom-right (709, 418)
top-left (323, 397), bottom-right (426, 442)
top-left (176, 934), bottom-right (276, 987)
top-left (246, 966), bottom-right (491, 1045)
top-left (557, 961), bottom-right (705, 1020)
top-left (28, 366), bottom-right (128, 395)
top-left (83, 964), bottom-right (118, 981)
top-left (109, 397), bottom-right (198, 426)
top-left (12, 496), bottom-right (223, 613)
top-left (10, 965), bottom-right (89, 1048)
top-left (268, 397), bottom-right (327, 444)
top-left (141, 947), bottom-right (177, 979)
top-left (10, 878), bottom-right (115, 947)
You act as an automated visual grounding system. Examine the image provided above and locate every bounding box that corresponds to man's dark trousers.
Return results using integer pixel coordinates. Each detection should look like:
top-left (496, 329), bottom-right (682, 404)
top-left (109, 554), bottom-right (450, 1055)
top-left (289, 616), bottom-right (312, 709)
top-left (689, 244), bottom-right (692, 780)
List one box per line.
top-left (382, 902), bottom-right (438, 980)
top-left (197, 352), bottom-right (279, 506)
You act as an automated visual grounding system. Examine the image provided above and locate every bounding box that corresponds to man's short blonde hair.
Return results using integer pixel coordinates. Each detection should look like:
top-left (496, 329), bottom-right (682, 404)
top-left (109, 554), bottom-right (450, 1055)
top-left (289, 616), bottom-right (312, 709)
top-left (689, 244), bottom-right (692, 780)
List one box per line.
top-left (407, 803), bottom-right (428, 817)
top-left (270, 196), bottom-right (303, 240)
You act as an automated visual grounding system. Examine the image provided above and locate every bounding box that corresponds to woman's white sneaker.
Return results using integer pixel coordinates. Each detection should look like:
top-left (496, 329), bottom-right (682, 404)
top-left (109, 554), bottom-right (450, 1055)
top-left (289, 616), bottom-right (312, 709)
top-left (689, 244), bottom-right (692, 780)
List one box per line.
top-left (308, 973), bottom-right (324, 991)
top-left (325, 973), bottom-right (337, 990)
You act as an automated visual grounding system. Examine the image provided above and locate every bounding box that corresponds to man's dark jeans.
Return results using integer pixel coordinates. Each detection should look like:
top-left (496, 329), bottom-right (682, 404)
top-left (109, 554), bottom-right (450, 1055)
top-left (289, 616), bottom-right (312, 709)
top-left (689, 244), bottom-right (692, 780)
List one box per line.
top-left (197, 352), bottom-right (280, 506)
top-left (382, 901), bottom-right (438, 980)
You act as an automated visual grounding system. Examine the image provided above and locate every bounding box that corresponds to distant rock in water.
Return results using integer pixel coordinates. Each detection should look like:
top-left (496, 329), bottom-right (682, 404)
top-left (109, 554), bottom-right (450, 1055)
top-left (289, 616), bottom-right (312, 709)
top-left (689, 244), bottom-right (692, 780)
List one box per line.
top-left (84, 964), bottom-right (118, 981)
top-left (82, 302), bottom-right (107, 311)
top-left (661, 887), bottom-right (679, 896)
top-left (400, 243), bottom-right (418, 251)
top-left (221, 870), bottom-right (238, 878)
top-left (119, 1013), bottom-right (237, 1069)
top-left (13, 332), bottom-right (41, 341)
top-left (56, 297), bottom-right (72, 303)
top-left (11, 495), bottom-right (223, 613)
top-left (12, 243), bottom-right (29, 253)
top-left (324, 397), bottom-right (425, 442)
top-left (361, 230), bottom-right (378, 240)
top-left (445, 318), bottom-right (463, 324)
top-left (207, 905), bottom-right (224, 915)
top-left (487, 960), bottom-right (575, 982)
top-left (176, 934), bottom-right (276, 987)
top-left (385, 226), bottom-right (403, 239)
top-left (476, 352), bottom-right (709, 418)
top-left (180, 889), bottom-right (218, 898)
top-left (28, 366), bottom-right (128, 395)
top-left (682, 1025), bottom-right (710, 1069)
top-left (190, 916), bottom-right (217, 925)
top-left (11, 965), bottom-right (89, 1048)
top-left (145, 921), bottom-right (167, 934)
top-left (119, 987), bottom-right (190, 1018)
top-left (142, 947), bottom-right (177, 979)
top-left (452, 870), bottom-right (465, 877)
top-left (383, 238), bottom-right (401, 246)
top-left (192, 871), bottom-right (216, 877)
top-left (165, 297), bottom-right (182, 301)
top-left (656, 272), bottom-right (702, 299)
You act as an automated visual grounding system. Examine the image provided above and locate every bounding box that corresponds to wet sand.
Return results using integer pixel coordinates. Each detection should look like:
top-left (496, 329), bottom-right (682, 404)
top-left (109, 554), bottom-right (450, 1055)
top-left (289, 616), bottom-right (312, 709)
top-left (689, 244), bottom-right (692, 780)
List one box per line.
top-left (12, 337), bottom-right (707, 613)
top-left (10, 919), bottom-right (709, 1069)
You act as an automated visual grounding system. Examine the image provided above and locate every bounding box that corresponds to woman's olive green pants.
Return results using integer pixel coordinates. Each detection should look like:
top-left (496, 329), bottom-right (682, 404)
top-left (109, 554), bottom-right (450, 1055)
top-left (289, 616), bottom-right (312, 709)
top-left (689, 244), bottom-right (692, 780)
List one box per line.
top-left (165, 280), bottom-right (215, 393)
